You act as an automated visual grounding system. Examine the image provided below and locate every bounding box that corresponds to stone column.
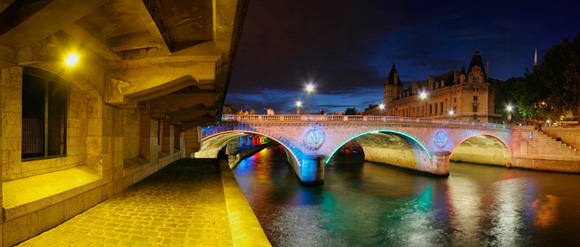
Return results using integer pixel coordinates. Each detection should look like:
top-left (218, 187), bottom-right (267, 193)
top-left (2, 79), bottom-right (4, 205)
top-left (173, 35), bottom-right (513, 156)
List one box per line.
top-left (169, 125), bottom-right (175, 157)
top-left (139, 113), bottom-right (151, 160)
top-left (432, 151), bottom-right (451, 176)
top-left (298, 156), bottom-right (326, 185)
top-left (184, 129), bottom-right (200, 157)
top-left (180, 131), bottom-right (186, 158)
top-left (149, 119), bottom-right (159, 165)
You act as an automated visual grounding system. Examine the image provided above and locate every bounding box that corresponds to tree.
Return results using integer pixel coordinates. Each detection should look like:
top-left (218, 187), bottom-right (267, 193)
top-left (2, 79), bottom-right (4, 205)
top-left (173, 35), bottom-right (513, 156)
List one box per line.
top-left (344, 108), bottom-right (357, 115)
top-left (537, 33), bottom-right (580, 118)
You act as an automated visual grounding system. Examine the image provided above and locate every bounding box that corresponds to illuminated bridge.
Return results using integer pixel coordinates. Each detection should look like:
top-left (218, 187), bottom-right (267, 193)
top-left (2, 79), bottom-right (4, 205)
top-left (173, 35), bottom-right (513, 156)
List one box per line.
top-left (196, 114), bottom-right (518, 184)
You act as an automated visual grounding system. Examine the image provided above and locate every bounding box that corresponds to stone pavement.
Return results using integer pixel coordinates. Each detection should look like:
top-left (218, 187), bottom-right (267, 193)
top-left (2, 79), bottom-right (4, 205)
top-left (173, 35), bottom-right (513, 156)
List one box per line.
top-left (16, 159), bottom-right (233, 247)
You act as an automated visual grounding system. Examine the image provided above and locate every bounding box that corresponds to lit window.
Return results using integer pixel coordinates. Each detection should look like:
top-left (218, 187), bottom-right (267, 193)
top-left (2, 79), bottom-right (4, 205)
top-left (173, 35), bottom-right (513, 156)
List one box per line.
top-left (22, 68), bottom-right (67, 159)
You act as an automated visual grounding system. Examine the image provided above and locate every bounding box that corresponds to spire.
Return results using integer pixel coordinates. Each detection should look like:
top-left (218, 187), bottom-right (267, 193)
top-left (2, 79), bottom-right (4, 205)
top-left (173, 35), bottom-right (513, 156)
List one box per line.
top-left (468, 50), bottom-right (486, 77)
top-left (460, 65), bottom-right (466, 75)
top-left (534, 46), bottom-right (538, 67)
top-left (385, 64), bottom-right (400, 85)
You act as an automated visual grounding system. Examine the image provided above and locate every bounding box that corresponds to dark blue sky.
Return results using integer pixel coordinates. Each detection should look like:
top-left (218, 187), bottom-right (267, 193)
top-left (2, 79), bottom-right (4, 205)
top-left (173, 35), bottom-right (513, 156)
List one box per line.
top-left (225, 0), bottom-right (580, 114)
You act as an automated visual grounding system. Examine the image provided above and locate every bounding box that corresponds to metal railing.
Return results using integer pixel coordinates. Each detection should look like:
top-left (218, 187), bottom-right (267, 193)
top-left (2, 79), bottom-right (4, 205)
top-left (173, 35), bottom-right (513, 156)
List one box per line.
top-left (221, 114), bottom-right (509, 129)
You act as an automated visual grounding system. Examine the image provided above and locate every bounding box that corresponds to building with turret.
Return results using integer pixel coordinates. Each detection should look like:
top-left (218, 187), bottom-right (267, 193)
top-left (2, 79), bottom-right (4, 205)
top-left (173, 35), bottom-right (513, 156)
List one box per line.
top-left (365, 51), bottom-right (503, 123)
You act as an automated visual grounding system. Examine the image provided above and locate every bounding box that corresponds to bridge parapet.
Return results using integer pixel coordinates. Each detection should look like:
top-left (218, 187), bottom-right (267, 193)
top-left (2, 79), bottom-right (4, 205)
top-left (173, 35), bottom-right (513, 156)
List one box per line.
top-left (221, 114), bottom-right (509, 129)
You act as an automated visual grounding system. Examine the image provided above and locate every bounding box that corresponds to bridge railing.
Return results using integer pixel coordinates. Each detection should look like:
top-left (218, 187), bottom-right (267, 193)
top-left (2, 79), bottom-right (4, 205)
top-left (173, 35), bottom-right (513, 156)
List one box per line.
top-left (221, 114), bottom-right (508, 129)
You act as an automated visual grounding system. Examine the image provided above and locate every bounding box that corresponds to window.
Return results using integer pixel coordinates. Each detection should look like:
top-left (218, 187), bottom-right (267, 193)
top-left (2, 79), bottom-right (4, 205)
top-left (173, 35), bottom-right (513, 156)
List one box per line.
top-left (429, 104), bottom-right (433, 114)
top-left (440, 102), bottom-right (443, 114)
top-left (434, 104), bottom-right (437, 114)
top-left (473, 96), bottom-right (478, 101)
top-left (22, 68), bottom-right (67, 159)
top-left (454, 98), bottom-right (456, 103)
top-left (473, 106), bottom-right (478, 113)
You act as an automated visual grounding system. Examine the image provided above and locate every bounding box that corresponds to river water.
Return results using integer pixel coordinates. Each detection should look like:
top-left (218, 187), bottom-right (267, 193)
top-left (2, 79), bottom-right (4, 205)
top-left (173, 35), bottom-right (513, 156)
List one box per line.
top-left (232, 145), bottom-right (580, 247)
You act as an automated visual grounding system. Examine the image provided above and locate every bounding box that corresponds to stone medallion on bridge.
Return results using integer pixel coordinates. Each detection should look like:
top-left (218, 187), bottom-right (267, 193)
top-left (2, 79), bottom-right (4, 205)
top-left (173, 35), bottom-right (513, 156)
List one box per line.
top-left (433, 130), bottom-right (449, 149)
top-left (303, 126), bottom-right (326, 150)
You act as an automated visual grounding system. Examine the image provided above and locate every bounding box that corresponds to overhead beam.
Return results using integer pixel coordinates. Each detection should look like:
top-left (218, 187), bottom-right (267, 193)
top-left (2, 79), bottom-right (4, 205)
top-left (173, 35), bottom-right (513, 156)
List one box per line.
top-left (180, 116), bottom-right (220, 130)
top-left (168, 110), bottom-right (216, 125)
top-left (0, 0), bottom-right (16, 13)
top-left (149, 93), bottom-right (217, 117)
top-left (108, 31), bottom-right (159, 52)
top-left (0, 0), bottom-right (111, 49)
top-left (128, 0), bottom-right (170, 53)
top-left (62, 23), bottom-right (120, 61)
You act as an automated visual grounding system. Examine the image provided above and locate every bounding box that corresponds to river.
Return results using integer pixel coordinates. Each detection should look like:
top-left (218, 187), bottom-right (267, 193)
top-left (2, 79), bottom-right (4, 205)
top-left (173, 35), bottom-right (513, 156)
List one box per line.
top-left (232, 145), bottom-right (580, 247)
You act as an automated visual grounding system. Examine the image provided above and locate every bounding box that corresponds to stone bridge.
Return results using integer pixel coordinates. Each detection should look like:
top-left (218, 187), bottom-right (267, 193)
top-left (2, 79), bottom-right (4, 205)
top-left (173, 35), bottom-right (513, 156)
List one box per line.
top-left (197, 114), bottom-right (513, 184)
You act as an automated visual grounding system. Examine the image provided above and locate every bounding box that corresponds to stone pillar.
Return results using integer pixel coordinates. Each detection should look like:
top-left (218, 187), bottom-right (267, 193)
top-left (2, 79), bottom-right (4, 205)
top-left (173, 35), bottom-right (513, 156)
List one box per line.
top-left (139, 113), bottom-right (151, 160)
top-left (180, 131), bottom-right (186, 158)
top-left (169, 125), bottom-right (175, 156)
top-left (298, 156), bottom-right (326, 185)
top-left (88, 98), bottom-right (123, 195)
top-left (184, 129), bottom-right (200, 157)
top-left (432, 151), bottom-right (451, 176)
top-left (150, 119), bottom-right (159, 165)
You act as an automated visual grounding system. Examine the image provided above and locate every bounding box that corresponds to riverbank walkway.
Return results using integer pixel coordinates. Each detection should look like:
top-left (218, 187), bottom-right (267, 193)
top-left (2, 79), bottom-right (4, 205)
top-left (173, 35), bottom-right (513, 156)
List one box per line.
top-left (15, 159), bottom-right (270, 247)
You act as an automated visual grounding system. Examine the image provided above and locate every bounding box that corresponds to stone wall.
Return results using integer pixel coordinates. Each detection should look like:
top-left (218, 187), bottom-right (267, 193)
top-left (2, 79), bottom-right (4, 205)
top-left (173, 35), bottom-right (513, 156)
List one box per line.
top-left (511, 126), bottom-right (580, 172)
top-left (0, 65), bottom-right (187, 246)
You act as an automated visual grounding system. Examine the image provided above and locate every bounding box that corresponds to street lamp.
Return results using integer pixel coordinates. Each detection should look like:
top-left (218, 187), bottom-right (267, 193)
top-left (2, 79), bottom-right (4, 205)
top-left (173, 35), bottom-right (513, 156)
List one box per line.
top-left (506, 104), bottom-right (513, 112)
top-left (506, 104), bottom-right (514, 121)
top-left (296, 101), bottom-right (302, 114)
top-left (419, 91), bottom-right (428, 100)
top-left (379, 103), bottom-right (385, 115)
top-left (306, 83), bottom-right (315, 115)
top-left (419, 90), bottom-right (428, 117)
top-left (449, 110), bottom-right (454, 119)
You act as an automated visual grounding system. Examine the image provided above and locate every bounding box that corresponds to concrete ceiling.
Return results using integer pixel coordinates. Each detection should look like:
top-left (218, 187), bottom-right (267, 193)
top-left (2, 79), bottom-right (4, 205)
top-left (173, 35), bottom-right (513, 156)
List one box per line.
top-left (0, 0), bottom-right (248, 130)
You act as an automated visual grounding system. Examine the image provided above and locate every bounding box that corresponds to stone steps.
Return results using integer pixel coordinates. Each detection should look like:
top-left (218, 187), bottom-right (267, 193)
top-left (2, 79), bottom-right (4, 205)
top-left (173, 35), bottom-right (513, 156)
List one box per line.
top-left (531, 130), bottom-right (580, 158)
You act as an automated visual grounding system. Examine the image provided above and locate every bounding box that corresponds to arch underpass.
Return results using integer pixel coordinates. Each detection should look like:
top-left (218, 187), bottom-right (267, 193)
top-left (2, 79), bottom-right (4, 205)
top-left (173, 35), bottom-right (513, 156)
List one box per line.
top-left (450, 134), bottom-right (512, 167)
top-left (325, 130), bottom-right (432, 172)
top-left (198, 131), bottom-right (306, 181)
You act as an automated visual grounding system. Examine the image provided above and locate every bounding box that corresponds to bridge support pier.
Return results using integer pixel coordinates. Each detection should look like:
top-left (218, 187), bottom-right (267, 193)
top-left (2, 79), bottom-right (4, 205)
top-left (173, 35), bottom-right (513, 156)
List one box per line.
top-left (297, 156), bottom-right (327, 185)
top-left (432, 151), bottom-right (451, 176)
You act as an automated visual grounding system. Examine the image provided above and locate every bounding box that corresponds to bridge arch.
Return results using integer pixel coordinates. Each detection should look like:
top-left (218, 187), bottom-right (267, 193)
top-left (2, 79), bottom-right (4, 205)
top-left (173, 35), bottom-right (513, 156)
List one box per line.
top-left (325, 129), bottom-right (433, 172)
top-left (199, 130), bottom-right (306, 178)
top-left (450, 133), bottom-right (512, 167)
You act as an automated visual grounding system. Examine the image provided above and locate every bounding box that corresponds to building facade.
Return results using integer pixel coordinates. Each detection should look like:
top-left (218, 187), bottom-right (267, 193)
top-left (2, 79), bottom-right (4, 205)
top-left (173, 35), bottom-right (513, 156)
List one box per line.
top-left (366, 51), bottom-right (503, 123)
top-left (0, 1), bottom-right (247, 246)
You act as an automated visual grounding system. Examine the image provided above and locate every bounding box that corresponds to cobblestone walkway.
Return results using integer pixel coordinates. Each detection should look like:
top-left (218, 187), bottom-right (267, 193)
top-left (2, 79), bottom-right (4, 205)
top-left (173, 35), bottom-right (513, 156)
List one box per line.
top-left (16, 159), bottom-right (232, 247)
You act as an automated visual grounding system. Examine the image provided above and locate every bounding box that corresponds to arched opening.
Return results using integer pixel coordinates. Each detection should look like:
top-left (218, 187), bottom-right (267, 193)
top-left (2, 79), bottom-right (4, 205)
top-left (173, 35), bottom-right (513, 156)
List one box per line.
top-left (450, 134), bottom-right (511, 167)
top-left (199, 131), bottom-right (301, 170)
top-left (325, 130), bottom-right (432, 172)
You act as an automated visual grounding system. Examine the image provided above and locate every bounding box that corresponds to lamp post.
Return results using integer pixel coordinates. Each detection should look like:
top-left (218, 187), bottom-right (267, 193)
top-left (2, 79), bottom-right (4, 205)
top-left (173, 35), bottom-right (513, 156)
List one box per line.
top-left (507, 104), bottom-right (513, 121)
top-left (296, 101), bottom-right (302, 114)
top-left (306, 83), bottom-right (314, 115)
top-left (379, 103), bottom-right (385, 115)
top-left (419, 91), bottom-right (428, 117)
top-left (449, 110), bottom-right (454, 119)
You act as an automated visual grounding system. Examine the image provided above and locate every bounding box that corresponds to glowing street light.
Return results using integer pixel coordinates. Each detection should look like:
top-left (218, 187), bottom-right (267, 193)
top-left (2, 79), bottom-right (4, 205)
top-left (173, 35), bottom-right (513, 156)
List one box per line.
top-left (507, 104), bottom-right (514, 112)
top-left (449, 110), bottom-right (454, 116)
top-left (65, 53), bottom-right (79, 66)
top-left (419, 90), bottom-right (428, 117)
top-left (419, 91), bottom-right (428, 100)
top-left (306, 83), bottom-right (315, 115)
top-left (378, 103), bottom-right (385, 115)
top-left (296, 101), bottom-right (302, 114)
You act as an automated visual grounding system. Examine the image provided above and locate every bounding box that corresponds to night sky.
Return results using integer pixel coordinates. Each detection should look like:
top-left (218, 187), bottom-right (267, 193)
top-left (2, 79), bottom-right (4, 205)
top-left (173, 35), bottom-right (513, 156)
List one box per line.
top-left (225, 0), bottom-right (580, 115)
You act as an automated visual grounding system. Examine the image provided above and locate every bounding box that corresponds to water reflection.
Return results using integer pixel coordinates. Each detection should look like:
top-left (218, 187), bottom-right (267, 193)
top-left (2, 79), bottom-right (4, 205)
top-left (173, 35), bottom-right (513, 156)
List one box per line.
top-left (233, 146), bottom-right (580, 246)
